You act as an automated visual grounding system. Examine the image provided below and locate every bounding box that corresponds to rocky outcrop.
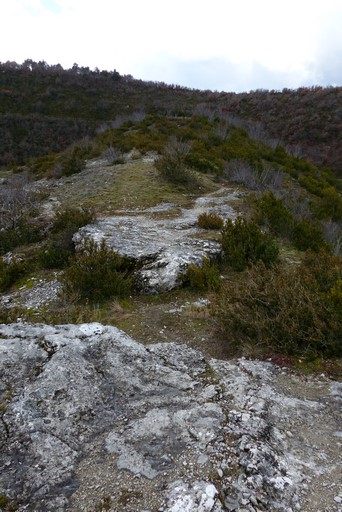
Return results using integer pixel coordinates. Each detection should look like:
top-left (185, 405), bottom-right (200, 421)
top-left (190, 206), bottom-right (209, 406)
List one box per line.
top-left (73, 188), bottom-right (239, 293)
top-left (0, 322), bottom-right (341, 511)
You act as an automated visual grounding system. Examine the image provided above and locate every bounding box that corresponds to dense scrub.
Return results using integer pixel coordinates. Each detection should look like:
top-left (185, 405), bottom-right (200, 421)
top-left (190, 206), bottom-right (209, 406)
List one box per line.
top-left (221, 217), bottom-right (279, 271)
top-left (254, 192), bottom-right (330, 253)
top-left (215, 253), bottom-right (342, 358)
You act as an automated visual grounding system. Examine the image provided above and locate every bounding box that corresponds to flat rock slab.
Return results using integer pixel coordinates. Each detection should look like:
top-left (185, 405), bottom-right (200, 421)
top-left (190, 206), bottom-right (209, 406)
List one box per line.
top-left (74, 188), bottom-right (239, 293)
top-left (0, 323), bottom-right (341, 511)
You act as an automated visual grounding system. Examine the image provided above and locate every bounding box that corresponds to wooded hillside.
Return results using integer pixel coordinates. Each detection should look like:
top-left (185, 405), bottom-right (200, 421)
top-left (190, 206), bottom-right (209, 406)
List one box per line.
top-left (1, 61), bottom-right (341, 177)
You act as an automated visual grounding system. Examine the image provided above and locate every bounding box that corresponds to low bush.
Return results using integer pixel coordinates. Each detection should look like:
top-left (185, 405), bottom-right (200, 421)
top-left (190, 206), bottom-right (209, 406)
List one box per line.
top-left (292, 219), bottom-right (328, 252)
top-left (51, 207), bottom-right (94, 234)
top-left (255, 192), bottom-right (330, 253)
top-left (300, 250), bottom-right (342, 292)
top-left (314, 187), bottom-right (342, 222)
top-left (155, 153), bottom-right (193, 185)
top-left (183, 258), bottom-right (221, 291)
top-left (155, 139), bottom-right (194, 186)
top-left (197, 212), bottom-right (224, 230)
top-left (0, 221), bottom-right (41, 255)
top-left (298, 174), bottom-right (327, 197)
top-left (0, 258), bottom-right (28, 292)
top-left (185, 154), bottom-right (220, 174)
top-left (101, 145), bottom-right (125, 165)
top-left (36, 239), bottom-right (74, 269)
top-left (254, 192), bottom-right (295, 239)
top-left (37, 207), bottom-right (94, 269)
top-left (51, 141), bottom-right (94, 178)
top-left (221, 217), bottom-right (279, 271)
top-left (61, 239), bottom-right (133, 303)
top-left (214, 253), bottom-right (342, 358)
top-left (0, 493), bottom-right (17, 511)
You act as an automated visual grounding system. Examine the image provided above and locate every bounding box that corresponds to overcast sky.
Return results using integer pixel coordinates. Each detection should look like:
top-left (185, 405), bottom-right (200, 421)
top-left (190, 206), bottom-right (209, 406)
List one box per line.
top-left (1, 0), bottom-right (342, 92)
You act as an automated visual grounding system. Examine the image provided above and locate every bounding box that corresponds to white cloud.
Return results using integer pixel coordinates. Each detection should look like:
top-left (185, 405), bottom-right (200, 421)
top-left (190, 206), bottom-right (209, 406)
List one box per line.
top-left (1, 0), bottom-right (342, 91)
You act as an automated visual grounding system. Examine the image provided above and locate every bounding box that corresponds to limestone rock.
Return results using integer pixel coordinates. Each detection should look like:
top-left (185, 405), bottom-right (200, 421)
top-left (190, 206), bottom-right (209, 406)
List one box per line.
top-left (0, 323), bottom-right (340, 512)
top-left (73, 188), bottom-right (239, 293)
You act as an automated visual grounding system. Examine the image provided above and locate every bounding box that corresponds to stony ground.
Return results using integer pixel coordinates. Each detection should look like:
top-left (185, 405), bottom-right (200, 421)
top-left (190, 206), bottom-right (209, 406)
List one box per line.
top-left (0, 157), bottom-right (341, 511)
top-left (0, 323), bottom-right (341, 512)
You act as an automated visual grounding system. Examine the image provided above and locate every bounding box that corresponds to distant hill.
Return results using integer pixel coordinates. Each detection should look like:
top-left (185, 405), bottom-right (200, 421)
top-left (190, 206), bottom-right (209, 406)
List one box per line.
top-left (0, 60), bottom-right (341, 177)
top-left (214, 87), bottom-right (342, 177)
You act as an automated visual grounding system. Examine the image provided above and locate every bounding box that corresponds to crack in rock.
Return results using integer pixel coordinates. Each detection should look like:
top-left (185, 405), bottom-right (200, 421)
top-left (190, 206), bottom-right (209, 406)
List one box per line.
top-left (0, 323), bottom-right (340, 512)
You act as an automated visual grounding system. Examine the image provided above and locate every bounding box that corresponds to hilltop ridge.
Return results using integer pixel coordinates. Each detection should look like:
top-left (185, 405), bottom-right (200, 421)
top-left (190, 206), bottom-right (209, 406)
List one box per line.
top-left (1, 60), bottom-right (342, 176)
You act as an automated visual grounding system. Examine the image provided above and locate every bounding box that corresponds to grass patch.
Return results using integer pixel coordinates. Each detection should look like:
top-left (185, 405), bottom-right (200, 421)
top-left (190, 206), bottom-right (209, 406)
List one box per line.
top-left (197, 212), bottom-right (224, 230)
top-left (55, 160), bottom-right (213, 213)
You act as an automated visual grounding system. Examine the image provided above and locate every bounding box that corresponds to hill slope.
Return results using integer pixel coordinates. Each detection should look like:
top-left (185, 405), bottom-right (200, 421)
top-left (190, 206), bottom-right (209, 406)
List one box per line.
top-left (1, 61), bottom-right (342, 177)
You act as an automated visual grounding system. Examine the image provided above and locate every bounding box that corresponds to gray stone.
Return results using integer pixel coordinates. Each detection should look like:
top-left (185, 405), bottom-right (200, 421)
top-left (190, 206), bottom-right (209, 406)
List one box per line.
top-left (73, 188), bottom-right (239, 293)
top-left (0, 323), bottom-right (341, 512)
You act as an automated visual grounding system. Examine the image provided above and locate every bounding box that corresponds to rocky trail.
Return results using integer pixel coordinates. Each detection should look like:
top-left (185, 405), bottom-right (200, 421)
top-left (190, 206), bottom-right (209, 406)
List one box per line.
top-left (0, 158), bottom-right (341, 511)
top-left (73, 186), bottom-right (239, 294)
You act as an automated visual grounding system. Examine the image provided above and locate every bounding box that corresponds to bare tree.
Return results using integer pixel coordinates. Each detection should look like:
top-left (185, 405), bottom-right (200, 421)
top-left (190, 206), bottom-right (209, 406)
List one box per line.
top-left (0, 174), bottom-right (36, 230)
top-left (224, 159), bottom-right (285, 192)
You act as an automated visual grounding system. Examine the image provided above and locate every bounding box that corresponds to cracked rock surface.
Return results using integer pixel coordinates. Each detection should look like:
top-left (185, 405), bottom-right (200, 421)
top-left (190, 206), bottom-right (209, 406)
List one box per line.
top-left (0, 323), bottom-right (341, 511)
top-left (73, 188), bottom-right (239, 293)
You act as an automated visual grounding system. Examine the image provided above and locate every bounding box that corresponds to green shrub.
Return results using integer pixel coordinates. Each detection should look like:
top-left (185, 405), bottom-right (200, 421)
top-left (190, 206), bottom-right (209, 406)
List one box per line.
top-left (54, 142), bottom-right (94, 178)
top-left (51, 207), bottom-right (94, 234)
top-left (301, 250), bottom-right (342, 292)
top-left (215, 254), bottom-right (342, 358)
top-left (292, 219), bottom-right (327, 252)
top-left (255, 192), bottom-right (295, 239)
top-left (37, 207), bottom-right (95, 269)
top-left (329, 279), bottom-right (342, 310)
top-left (155, 153), bottom-right (193, 185)
top-left (61, 239), bottom-right (133, 303)
top-left (183, 258), bottom-right (221, 291)
top-left (197, 212), bottom-right (224, 230)
top-left (0, 221), bottom-right (41, 255)
top-left (298, 174), bottom-right (327, 197)
top-left (221, 217), bottom-right (279, 271)
top-left (37, 240), bottom-right (74, 269)
top-left (0, 493), bottom-right (17, 511)
top-left (155, 140), bottom-right (194, 185)
top-left (255, 192), bottom-right (331, 253)
top-left (0, 259), bottom-right (28, 292)
top-left (314, 187), bottom-right (342, 222)
top-left (185, 154), bottom-right (220, 174)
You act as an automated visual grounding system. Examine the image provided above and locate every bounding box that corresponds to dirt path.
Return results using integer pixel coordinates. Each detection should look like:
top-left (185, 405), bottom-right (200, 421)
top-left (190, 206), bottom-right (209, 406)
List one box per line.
top-left (116, 291), bottom-right (229, 360)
